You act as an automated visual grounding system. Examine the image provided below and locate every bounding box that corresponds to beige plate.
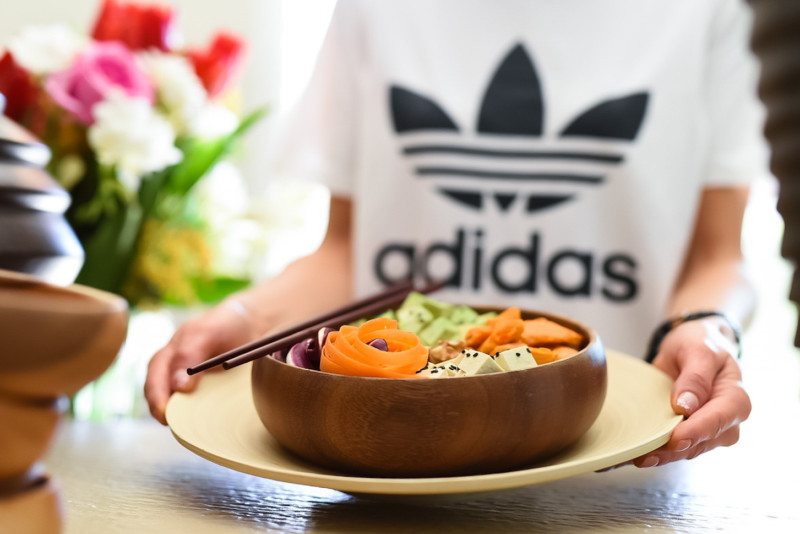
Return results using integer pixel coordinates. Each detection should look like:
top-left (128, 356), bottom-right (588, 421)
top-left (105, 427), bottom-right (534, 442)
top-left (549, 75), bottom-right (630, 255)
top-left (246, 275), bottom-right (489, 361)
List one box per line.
top-left (166, 350), bottom-right (682, 496)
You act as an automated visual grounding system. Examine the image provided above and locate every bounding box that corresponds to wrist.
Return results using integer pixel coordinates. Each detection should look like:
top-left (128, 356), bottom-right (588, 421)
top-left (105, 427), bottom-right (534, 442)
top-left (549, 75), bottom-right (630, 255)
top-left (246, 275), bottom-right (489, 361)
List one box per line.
top-left (221, 297), bottom-right (249, 319)
top-left (219, 295), bottom-right (265, 338)
top-left (645, 311), bottom-right (742, 363)
top-left (222, 291), bottom-right (287, 338)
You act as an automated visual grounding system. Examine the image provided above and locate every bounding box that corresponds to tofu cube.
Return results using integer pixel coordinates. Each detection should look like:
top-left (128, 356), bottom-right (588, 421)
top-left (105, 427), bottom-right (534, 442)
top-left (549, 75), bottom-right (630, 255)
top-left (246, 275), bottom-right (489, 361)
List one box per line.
top-left (443, 363), bottom-right (465, 377)
top-left (458, 349), bottom-right (503, 376)
top-left (433, 360), bottom-right (466, 377)
top-left (436, 352), bottom-right (465, 368)
top-left (418, 366), bottom-right (450, 378)
top-left (494, 346), bottom-right (538, 372)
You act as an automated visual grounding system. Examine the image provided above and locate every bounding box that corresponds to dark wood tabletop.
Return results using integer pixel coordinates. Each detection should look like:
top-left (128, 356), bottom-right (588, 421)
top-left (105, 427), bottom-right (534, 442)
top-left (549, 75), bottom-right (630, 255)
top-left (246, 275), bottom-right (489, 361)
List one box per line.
top-left (43, 336), bottom-right (800, 534)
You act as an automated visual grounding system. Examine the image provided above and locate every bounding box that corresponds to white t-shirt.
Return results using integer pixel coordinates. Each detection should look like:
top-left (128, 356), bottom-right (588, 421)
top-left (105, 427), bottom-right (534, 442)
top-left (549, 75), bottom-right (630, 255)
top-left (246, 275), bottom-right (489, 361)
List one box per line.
top-left (273, 0), bottom-right (767, 356)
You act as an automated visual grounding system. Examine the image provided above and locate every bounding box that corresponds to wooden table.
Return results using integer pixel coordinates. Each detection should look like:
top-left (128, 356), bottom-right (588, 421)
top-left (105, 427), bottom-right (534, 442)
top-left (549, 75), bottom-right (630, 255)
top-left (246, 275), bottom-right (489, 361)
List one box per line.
top-left (37, 279), bottom-right (800, 534)
top-left (42, 358), bottom-right (800, 534)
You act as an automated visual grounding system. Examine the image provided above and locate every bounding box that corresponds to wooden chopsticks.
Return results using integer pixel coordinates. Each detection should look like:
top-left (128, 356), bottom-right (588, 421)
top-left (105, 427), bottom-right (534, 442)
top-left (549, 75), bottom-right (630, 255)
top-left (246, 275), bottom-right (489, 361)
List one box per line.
top-left (186, 279), bottom-right (443, 374)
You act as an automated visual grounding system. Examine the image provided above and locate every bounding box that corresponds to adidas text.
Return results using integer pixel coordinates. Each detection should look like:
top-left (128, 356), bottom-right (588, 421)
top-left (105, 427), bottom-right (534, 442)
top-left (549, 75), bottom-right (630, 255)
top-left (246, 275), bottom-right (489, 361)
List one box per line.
top-left (373, 228), bottom-right (638, 302)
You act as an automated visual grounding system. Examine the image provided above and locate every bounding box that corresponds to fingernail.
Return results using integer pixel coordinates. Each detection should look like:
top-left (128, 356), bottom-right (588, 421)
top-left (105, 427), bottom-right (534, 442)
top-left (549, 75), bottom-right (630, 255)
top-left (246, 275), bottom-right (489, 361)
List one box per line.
top-left (172, 370), bottom-right (189, 389)
top-left (639, 456), bottom-right (659, 468)
top-left (675, 439), bottom-right (692, 452)
top-left (676, 391), bottom-right (700, 414)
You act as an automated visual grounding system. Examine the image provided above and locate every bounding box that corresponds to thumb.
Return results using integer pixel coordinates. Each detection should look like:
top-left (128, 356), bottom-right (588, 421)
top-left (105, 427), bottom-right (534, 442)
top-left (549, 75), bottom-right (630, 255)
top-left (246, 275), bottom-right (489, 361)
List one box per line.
top-left (669, 353), bottom-right (718, 416)
top-left (170, 367), bottom-right (200, 394)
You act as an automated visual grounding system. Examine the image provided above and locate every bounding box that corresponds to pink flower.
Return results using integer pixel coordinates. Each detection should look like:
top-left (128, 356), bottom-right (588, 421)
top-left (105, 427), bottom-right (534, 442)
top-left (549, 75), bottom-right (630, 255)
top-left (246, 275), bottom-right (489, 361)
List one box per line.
top-left (45, 41), bottom-right (154, 124)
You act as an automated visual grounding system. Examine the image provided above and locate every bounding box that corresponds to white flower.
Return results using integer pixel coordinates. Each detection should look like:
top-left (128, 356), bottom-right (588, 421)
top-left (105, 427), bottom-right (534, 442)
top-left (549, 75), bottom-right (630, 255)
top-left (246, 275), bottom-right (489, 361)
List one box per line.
top-left (138, 51), bottom-right (207, 136)
top-left (193, 161), bottom-right (249, 221)
top-left (191, 103), bottom-right (239, 138)
top-left (88, 91), bottom-right (183, 192)
top-left (193, 162), bottom-right (261, 278)
top-left (7, 24), bottom-right (87, 75)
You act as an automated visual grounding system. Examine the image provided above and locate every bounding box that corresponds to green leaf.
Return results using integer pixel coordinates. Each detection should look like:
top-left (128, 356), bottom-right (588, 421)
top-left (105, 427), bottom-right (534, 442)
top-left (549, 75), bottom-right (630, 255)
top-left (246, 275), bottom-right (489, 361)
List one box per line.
top-left (165, 106), bottom-right (268, 197)
top-left (74, 201), bottom-right (143, 299)
top-left (190, 276), bottom-right (253, 304)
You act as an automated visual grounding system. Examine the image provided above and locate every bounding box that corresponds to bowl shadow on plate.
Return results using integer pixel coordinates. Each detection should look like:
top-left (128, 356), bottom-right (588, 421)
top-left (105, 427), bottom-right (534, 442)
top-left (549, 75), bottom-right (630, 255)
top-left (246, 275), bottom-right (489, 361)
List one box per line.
top-left (260, 422), bottom-right (589, 484)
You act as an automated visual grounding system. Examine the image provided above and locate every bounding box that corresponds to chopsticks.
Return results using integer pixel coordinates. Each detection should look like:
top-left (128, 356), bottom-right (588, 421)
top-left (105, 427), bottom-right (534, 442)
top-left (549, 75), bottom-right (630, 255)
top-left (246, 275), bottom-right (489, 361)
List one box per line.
top-left (187, 279), bottom-right (443, 374)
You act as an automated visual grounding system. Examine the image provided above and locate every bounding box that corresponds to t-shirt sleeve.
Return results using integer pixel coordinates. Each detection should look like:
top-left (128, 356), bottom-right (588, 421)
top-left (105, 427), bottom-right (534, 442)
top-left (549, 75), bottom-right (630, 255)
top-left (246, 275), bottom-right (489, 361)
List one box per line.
top-left (703, 0), bottom-right (769, 187)
top-left (268, 0), bottom-right (362, 196)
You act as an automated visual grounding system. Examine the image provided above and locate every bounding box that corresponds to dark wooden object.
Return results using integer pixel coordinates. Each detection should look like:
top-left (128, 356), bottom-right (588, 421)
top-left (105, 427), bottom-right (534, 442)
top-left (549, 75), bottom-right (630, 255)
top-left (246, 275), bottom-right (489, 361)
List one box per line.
top-left (0, 98), bottom-right (83, 285)
top-left (749, 1), bottom-right (800, 345)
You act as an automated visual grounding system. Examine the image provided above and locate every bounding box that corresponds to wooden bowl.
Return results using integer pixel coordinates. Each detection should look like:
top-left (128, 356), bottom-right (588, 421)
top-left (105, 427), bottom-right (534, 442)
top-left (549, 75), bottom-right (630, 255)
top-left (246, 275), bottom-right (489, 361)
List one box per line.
top-left (0, 269), bottom-right (128, 398)
top-left (0, 268), bottom-right (127, 490)
top-left (251, 308), bottom-right (606, 478)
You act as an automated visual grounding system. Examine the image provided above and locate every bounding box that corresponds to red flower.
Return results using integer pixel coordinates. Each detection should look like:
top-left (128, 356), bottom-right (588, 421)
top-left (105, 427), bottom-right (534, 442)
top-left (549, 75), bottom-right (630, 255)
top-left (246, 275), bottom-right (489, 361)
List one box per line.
top-left (187, 32), bottom-right (245, 98)
top-left (0, 51), bottom-right (40, 126)
top-left (91, 0), bottom-right (178, 52)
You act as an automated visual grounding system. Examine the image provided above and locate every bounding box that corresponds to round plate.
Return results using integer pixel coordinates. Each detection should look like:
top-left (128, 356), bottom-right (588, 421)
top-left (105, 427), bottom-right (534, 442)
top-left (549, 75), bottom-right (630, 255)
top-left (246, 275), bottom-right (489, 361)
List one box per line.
top-left (166, 350), bottom-right (681, 495)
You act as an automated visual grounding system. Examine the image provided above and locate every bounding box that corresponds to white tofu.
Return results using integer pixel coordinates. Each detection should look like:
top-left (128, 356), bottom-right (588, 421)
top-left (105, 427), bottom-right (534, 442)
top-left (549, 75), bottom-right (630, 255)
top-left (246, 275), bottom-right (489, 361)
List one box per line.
top-left (439, 362), bottom-right (466, 377)
top-left (417, 361), bottom-right (434, 372)
top-left (418, 366), bottom-right (450, 378)
top-left (458, 349), bottom-right (503, 376)
top-left (493, 346), bottom-right (538, 372)
top-left (435, 353), bottom-right (465, 368)
top-left (418, 361), bottom-right (465, 378)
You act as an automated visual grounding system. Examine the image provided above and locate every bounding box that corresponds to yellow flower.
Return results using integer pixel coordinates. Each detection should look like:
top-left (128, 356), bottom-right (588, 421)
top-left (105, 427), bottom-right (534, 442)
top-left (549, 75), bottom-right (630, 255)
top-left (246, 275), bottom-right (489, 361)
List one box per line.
top-left (124, 219), bottom-right (212, 306)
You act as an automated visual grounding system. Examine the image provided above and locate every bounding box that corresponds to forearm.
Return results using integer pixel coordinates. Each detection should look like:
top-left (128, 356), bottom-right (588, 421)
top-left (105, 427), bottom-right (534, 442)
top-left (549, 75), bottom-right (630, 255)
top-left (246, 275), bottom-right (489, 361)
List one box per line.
top-left (666, 257), bottom-right (756, 329)
top-left (144, 196), bottom-right (354, 423)
top-left (224, 196), bottom-right (354, 336)
top-left (665, 185), bottom-right (755, 329)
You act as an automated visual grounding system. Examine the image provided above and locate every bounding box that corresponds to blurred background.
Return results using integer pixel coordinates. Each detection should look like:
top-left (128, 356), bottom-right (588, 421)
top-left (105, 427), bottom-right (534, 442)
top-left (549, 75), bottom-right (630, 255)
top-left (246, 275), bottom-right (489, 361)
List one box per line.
top-left (1, 0), bottom-right (797, 421)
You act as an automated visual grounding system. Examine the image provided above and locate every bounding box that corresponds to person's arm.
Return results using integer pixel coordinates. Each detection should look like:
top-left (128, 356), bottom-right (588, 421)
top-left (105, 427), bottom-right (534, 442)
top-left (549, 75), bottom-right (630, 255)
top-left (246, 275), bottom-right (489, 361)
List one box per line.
top-left (665, 185), bottom-right (756, 325)
top-left (144, 195), bottom-right (354, 424)
top-left (232, 195), bottom-right (354, 331)
top-left (635, 185), bottom-right (753, 467)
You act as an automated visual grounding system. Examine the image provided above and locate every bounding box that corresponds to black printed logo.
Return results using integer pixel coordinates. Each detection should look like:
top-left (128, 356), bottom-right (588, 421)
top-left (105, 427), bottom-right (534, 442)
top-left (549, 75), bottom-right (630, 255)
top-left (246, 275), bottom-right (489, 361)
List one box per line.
top-left (390, 43), bottom-right (649, 214)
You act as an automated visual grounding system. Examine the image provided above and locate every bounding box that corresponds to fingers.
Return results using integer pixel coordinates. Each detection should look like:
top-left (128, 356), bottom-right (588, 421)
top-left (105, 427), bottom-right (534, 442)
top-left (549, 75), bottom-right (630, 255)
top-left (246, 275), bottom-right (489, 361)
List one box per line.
top-left (665, 343), bottom-right (728, 417)
top-left (144, 346), bottom-right (174, 425)
top-left (666, 380), bottom-right (751, 450)
top-left (144, 330), bottom-right (216, 425)
top-left (167, 351), bottom-right (201, 394)
top-left (633, 425), bottom-right (740, 467)
top-left (633, 367), bottom-right (750, 468)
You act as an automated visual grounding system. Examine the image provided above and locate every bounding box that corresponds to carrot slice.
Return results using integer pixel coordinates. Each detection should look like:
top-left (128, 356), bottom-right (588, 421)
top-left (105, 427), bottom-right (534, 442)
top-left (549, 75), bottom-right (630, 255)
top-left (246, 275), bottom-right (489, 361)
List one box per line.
top-left (322, 340), bottom-right (412, 378)
top-left (348, 327), bottom-right (425, 371)
top-left (320, 318), bottom-right (428, 378)
top-left (529, 346), bottom-right (558, 365)
top-left (496, 307), bottom-right (522, 322)
top-left (521, 318), bottom-right (583, 349)
top-left (478, 317), bottom-right (524, 354)
top-left (323, 334), bottom-right (413, 378)
top-left (464, 324), bottom-right (492, 348)
top-left (552, 345), bottom-right (579, 360)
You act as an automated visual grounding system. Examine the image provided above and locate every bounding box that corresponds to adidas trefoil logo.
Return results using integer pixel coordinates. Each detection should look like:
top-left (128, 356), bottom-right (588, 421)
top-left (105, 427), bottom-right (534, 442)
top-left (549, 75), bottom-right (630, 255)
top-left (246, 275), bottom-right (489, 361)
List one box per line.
top-left (390, 43), bottom-right (649, 214)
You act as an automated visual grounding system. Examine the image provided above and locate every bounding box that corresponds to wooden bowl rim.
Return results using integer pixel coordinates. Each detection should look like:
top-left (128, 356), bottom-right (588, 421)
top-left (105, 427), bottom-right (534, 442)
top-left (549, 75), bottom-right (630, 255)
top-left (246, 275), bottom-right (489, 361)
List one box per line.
top-left (255, 305), bottom-right (604, 383)
top-left (0, 268), bottom-right (128, 314)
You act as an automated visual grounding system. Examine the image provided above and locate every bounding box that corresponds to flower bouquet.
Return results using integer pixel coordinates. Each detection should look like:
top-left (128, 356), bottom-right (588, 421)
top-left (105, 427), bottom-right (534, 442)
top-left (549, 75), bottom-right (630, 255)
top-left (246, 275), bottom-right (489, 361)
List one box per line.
top-left (0, 0), bottom-right (266, 307)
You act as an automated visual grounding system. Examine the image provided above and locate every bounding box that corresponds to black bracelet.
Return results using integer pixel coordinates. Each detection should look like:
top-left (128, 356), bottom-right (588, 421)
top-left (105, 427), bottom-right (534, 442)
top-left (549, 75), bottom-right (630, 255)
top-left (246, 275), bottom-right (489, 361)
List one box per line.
top-left (644, 311), bottom-right (742, 363)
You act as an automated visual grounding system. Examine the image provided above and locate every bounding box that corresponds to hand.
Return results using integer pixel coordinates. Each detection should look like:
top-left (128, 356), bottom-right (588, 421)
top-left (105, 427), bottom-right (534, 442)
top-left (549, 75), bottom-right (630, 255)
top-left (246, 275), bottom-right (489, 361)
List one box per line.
top-left (144, 299), bottom-right (261, 425)
top-left (633, 318), bottom-right (751, 467)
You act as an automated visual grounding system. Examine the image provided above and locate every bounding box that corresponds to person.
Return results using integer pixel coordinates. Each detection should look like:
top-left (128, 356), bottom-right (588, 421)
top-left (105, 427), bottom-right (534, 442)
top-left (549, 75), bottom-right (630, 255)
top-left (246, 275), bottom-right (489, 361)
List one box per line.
top-left (146, 0), bottom-right (765, 469)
